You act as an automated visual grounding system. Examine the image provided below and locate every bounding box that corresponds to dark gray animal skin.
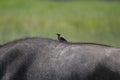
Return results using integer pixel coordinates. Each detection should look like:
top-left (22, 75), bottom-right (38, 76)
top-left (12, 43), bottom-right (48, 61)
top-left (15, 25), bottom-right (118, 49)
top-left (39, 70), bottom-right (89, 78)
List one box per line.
top-left (0, 37), bottom-right (120, 80)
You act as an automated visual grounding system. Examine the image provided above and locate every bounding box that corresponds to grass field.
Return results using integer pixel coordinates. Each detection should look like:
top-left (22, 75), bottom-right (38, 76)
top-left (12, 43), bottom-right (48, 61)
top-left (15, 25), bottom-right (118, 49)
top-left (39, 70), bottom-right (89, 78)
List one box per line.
top-left (0, 0), bottom-right (120, 47)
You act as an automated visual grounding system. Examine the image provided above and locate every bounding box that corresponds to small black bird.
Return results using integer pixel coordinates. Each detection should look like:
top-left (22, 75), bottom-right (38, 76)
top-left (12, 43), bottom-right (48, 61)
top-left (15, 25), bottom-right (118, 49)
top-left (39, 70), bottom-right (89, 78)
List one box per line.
top-left (56, 33), bottom-right (67, 42)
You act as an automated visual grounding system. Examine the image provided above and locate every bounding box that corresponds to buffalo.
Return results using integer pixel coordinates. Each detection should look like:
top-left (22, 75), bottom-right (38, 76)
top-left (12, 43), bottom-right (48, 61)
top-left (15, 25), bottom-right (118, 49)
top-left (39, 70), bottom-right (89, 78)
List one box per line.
top-left (0, 37), bottom-right (120, 80)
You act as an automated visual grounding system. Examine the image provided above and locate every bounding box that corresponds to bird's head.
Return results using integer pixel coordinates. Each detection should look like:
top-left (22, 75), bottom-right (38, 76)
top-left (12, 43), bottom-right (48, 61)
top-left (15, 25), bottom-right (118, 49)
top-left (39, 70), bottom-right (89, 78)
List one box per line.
top-left (56, 33), bottom-right (61, 36)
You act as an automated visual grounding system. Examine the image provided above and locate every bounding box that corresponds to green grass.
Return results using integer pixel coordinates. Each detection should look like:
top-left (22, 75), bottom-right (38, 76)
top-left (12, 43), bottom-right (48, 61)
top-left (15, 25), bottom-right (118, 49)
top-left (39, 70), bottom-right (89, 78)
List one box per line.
top-left (0, 0), bottom-right (120, 47)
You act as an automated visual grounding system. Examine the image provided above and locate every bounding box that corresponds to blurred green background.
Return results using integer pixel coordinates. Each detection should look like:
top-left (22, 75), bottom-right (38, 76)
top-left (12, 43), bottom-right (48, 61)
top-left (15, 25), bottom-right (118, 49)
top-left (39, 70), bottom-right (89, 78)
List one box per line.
top-left (0, 0), bottom-right (120, 47)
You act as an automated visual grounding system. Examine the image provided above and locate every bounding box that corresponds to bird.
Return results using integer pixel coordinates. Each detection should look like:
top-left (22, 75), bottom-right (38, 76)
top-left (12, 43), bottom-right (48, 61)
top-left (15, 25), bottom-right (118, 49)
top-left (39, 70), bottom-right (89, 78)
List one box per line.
top-left (56, 33), bottom-right (67, 42)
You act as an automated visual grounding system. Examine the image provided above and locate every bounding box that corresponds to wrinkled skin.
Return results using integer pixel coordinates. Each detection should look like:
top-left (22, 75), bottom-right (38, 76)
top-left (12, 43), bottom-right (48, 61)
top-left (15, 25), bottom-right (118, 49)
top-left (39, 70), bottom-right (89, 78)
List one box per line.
top-left (0, 37), bottom-right (120, 80)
